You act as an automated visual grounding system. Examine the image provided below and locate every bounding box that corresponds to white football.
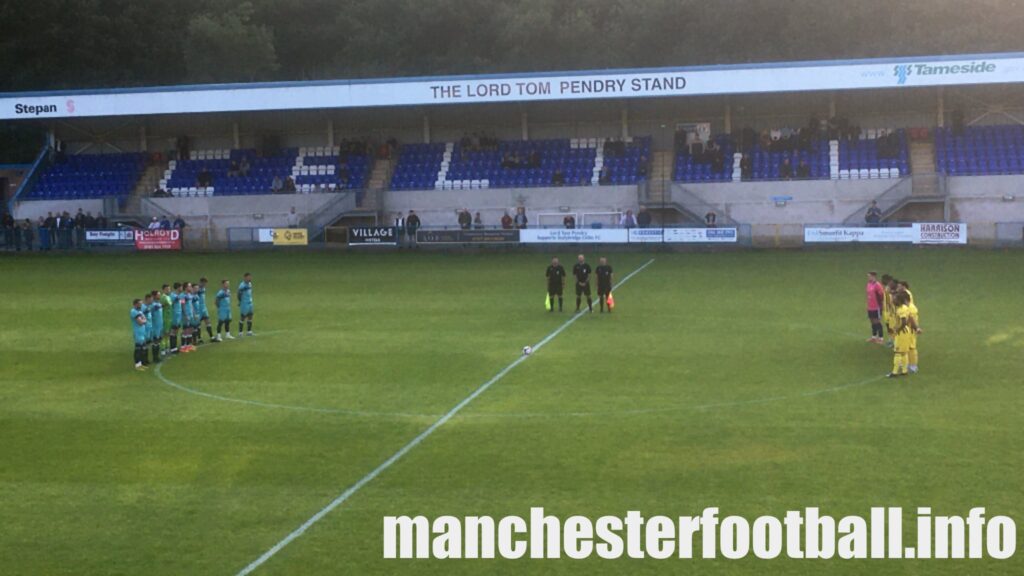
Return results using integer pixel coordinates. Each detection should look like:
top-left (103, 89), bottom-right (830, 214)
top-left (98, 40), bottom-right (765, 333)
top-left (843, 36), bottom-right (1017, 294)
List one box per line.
top-left (522, 345), bottom-right (533, 356)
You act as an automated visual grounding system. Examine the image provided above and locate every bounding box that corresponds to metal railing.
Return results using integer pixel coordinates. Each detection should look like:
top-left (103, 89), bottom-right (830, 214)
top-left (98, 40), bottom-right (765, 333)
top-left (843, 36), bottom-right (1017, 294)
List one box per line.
top-left (8, 144), bottom-right (50, 213)
top-left (842, 177), bottom-right (913, 225)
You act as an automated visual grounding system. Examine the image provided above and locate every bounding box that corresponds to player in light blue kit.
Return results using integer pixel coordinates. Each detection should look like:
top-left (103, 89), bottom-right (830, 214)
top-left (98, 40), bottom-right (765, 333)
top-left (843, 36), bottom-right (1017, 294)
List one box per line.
top-left (190, 282), bottom-right (204, 346)
top-left (197, 277), bottom-right (216, 344)
top-left (131, 299), bottom-right (148, 371)
top-left (149, 290), bottom-right (164, 362)
top-left (169, 282), bottom-right (183, 353)
top-left (238, 272), bottom-right (255, 336)
top-left (180, 281), bottom-right (196, 352)
top-left (142, 292), bottom-right (154, 366)
top-left (214, 279), bottom-right (234, 341)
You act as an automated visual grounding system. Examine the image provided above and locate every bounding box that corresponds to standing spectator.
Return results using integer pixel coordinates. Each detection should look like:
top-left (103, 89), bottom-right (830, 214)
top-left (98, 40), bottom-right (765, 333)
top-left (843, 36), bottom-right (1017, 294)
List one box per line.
top-left (147, 217), bottom-right (161, 230)
top-left (457, 209), bottom-right (472, 230)
top-left (513, 207), bottom-right (528, 229)
top-left (405, 210), bottom-right (421, 248)
top-left (636, 206), bottom-right (652, 229)
top-left (239, 156), bottom-right (250, 177)
top-left (1, 212), bottom-right (13, 249)
top-left (13, 217), bottom-right (22, 251)
top-left (705, 211), bottom-right (718, 228)
top-left (84, 211), bottom-right (97, 230)
top-left (563, 214), bottom-right (576, 229)
top-left (21, 220), bottom-right (34, 252)
top-left (500, 211), bottom-right (513, 230)
top-left (95, 213), bottom-right (108, 229)
top-left (74, 208), bottom-right (87, 248)
top-left (159, 216), bottom-right (172, 230)
top-left (393, 212), bottom-right (406, 248)
top-left (619, 209), bottom-right (637, 229)
top-left (173, 215), bottom-right (187, 230)
top-left (865, 201), bottom-right (883, 226)
top-left (473, 212), bottom-right (484, 230)
top-left (286, 207), bottom-right (300, 228)
top-left (41, 213), bottom-right (54, 251)
top-left (37, 217), bottom-right (50, 251)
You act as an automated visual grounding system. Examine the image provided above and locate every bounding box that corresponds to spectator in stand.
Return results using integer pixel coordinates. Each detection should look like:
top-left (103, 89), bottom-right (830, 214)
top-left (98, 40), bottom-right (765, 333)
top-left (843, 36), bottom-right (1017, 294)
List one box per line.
top-left (173, 215), bottom-right (187, 230)
top-left (513, 207), bottom-right (528, 229)
top-left (473, 212), bottom-right (484, 230)
top-left (227, 160), bottom-right (240, 177)
top-left (84, 211), bottom-right (96, 230)
top-left (796, 159), bottom-right (811, 179)
top-left (637, 206), bottom-right (652, 229)
top-left (197, 169), bottom-right (213, 187)
top-left (599, 165), bottom-right (612, 185)
top-left (501, 211), bottom-right (514, 230)
top-left (865, 201), bottom-right (883, 226)
top-left (563, 214), bottom-right (576, 229)
top-left (95, 213), bottom-right (108, 229)
top-left (552, 169), bottom-right (565, 186)
top-left (239, 156), bottom-right (250, 177)
top-left (780, 158), bottom-right (793, 181)
top-left (457, 209), bottom-right (472, 230)
top-left (271, 175), bottom-right (283, 193)
top-left (2, 212), bottom-right (13, 249)
top-left (705, 211), bottom-right (718, 228)
top-left (286, 207), bottom-right (300, 228)
top-left (638, 156), bottom-right (649, 178)
top-left (619, 209), bottom-right (637, 229)
top-left (283, 176), bottom-right (296, 193)
top-left (740, 155), bottom-right (753, 181)
top-left (159, 216), bottom-right (172, 230)
top-left (406, 210), bottom-right (421, 248)
top-left (21, 219), bottom-right (33, 251)
top-left (148, 217), bottom-right (161, 230)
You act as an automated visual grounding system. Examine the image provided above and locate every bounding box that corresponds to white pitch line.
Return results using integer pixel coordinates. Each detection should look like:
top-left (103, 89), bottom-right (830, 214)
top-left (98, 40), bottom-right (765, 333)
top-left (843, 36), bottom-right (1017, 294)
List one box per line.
top-left (234, 258), bottom-right (655, 576)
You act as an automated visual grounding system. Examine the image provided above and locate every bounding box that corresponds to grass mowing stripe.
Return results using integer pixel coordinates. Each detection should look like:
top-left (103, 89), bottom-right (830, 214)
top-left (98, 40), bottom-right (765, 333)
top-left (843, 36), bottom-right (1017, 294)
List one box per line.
top-left (234, 258), bottom-right (655, 576)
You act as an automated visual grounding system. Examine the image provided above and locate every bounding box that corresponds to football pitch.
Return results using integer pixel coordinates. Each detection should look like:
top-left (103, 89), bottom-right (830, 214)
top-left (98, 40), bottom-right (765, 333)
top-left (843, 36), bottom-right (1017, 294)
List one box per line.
top-left (0, 248), bottom-right (1021, 575)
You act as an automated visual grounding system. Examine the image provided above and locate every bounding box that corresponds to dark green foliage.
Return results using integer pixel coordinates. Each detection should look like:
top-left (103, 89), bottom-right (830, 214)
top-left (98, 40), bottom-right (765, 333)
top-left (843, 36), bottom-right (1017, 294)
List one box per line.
top-left (0, 0), bottom-right (1022, 91)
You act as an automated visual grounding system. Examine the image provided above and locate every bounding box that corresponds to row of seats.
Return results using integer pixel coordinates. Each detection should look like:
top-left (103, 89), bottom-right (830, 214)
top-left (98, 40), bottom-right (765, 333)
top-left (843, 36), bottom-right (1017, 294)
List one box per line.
top-left (163, 147), bottom-right (371, 195)
top-left (936, 125), bottom-right (1024, 176)
top-left (27, 152), bottom-right (147, 200)
top-left (390, 137), bottom-right (650, 190)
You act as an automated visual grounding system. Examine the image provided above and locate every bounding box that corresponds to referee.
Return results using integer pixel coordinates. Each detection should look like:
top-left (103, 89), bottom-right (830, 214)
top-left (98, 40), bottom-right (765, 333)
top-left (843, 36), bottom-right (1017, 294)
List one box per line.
top-left (545, 257), bottom-right (566, 312)
top-left (596, 257), bottom-right (614, 313)
top-left (572, 254), bottom-right (593, 313)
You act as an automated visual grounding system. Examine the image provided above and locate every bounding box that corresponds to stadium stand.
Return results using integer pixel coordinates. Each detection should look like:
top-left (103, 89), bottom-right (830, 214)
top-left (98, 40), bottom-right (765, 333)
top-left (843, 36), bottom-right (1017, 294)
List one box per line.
top-left (674, 128), bottom-right (909, 183)
top-left (935, 124), bottom-right (1024, 176)
top-left (26, 152), bottom-right (147, 201)
top-left (162, 146), bottom-right (370, 196)
top-left (389, 137), bottom-right (651, 190)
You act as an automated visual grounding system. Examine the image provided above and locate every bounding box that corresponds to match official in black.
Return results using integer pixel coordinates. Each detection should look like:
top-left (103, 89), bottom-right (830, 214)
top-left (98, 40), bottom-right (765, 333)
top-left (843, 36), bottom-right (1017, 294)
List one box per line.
top-left (545, 257), bottom-right (566, 312)
top-left (572, 254), bottom-right (593, 312)
top-left (596, 257), bottom-right (614, 313)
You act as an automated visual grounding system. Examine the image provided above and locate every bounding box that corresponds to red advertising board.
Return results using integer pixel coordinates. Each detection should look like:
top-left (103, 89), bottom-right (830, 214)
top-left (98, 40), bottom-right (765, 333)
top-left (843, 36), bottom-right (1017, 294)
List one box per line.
top-left (134, 229), bottom-right (182, 251)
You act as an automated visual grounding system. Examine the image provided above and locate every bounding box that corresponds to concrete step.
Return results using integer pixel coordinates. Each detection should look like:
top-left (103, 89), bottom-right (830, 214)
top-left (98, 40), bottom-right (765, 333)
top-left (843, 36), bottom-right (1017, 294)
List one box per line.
top-left (366, 158), bottom-right (393, 191)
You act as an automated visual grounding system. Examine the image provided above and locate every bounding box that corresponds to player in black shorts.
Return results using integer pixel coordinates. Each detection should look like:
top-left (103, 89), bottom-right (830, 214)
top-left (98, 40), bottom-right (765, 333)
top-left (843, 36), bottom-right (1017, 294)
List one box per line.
top-left (545, 257), bottom-right (566, 312)
top-left (595, 257), bottom-right (614, 313)
top-left (572, 254), bottom-right (593, 312)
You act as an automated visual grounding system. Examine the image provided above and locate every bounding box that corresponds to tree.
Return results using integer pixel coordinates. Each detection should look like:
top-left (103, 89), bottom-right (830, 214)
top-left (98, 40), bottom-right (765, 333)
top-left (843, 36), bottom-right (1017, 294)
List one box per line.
top-left (183, 2), bottom-right (279, 83)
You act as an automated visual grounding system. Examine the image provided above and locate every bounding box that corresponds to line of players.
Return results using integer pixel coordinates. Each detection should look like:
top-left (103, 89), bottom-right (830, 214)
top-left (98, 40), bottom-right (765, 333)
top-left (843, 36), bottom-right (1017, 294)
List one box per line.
top-left (130, 273), bottom-right (255, 370)
top-left (545, 254), bottom-right (614, 313)
top-left (867, 272), bottom-right (921, 378)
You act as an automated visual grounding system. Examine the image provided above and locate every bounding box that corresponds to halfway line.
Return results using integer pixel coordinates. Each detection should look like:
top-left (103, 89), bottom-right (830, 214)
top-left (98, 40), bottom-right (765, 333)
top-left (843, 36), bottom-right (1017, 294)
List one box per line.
top-left (234, 258), bottom-right (655, 575)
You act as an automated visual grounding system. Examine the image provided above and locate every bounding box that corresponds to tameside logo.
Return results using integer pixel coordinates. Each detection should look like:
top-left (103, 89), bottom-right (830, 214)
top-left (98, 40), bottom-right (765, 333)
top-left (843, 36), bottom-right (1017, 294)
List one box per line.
top-left (895, 61), bottom-right (996, 85)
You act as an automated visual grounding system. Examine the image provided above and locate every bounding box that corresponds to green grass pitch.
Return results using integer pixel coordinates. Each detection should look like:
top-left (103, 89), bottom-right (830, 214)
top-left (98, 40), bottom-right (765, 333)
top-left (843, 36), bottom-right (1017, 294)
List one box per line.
top-left (0, 248), bottom-right (1021, 575)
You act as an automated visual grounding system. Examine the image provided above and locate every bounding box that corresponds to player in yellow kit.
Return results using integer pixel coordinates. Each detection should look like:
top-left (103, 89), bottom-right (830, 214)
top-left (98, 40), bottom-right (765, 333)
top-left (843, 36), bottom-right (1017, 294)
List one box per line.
top-left (888, 291), bottom-right (914, 378)
top-left (899, 280), bottom-right (921, 373)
